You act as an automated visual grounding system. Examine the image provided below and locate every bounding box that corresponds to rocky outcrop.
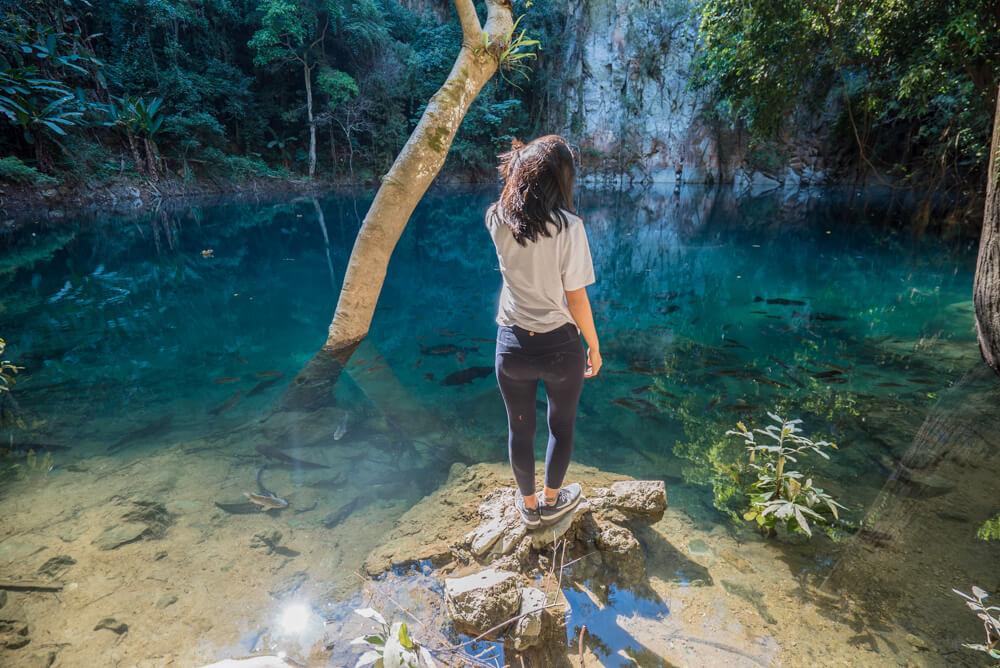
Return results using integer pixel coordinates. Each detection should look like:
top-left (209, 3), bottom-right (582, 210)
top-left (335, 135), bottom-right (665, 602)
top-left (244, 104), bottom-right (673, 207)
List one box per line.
top-left (444, 568), bottom-right (521, 638)
top-left (364, 463), bottom-right (667, 661)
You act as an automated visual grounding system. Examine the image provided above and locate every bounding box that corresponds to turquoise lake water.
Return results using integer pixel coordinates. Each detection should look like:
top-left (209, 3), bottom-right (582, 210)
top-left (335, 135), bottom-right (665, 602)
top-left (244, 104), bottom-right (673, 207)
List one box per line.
top-left (1, 185), bottom-right (998, 666)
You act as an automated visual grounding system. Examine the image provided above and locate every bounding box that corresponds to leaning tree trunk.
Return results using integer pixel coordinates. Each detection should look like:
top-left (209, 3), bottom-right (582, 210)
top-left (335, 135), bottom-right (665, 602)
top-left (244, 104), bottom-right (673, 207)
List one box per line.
top-left (305, 60), bottom-right (317, 179)
top-left (974, 84), bottom-right (1000, 375)
top-left (277, 0), bottom-right (514, 411)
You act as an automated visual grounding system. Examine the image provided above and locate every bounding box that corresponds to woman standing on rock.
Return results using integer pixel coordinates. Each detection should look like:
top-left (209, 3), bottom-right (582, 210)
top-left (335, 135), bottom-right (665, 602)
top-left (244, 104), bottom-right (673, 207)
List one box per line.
top-left (486, 135), bottom-right (602, 529)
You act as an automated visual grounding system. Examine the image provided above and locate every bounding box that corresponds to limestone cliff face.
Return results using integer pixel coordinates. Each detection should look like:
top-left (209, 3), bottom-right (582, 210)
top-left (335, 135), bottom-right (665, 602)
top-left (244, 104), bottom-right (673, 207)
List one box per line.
top-left (557, 0), bottom-right (731, 185)
top-left (557, 0), bottom-right (837, 186)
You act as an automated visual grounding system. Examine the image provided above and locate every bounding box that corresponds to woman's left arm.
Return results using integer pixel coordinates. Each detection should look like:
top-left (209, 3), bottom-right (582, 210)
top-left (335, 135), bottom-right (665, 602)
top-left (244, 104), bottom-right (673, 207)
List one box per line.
top-left (566, 287), bottom-right (601, 377)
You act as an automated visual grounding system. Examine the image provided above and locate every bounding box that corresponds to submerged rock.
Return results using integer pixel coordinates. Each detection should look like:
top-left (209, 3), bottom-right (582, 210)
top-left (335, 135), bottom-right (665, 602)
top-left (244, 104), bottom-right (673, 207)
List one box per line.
top-left (92, 522), bottom-right (147, 551)
top-left (444, 568), bottom-right (521, 638)
top-left (0, 617), bottom-right (30, 649)
top-left (597, 480), bottom-right (668, 518)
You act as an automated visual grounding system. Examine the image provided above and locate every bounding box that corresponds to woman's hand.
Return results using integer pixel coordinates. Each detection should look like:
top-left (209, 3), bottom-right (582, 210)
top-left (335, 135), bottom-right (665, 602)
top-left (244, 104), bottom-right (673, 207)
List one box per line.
top-left (585, 347), bottom-right (602, 378)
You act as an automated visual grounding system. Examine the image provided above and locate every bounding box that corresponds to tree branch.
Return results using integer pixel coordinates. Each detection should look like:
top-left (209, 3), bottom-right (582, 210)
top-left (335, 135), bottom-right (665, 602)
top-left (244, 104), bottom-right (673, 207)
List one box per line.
top-left (454, 0), bottom-right (483, 43)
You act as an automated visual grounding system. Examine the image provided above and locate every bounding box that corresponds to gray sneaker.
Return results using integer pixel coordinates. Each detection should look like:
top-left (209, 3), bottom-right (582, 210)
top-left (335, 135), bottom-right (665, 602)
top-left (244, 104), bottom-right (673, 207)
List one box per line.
top-left (539, 483), bottom-right (583, 525)
top-left (515, 494), bottom-right (541, 528)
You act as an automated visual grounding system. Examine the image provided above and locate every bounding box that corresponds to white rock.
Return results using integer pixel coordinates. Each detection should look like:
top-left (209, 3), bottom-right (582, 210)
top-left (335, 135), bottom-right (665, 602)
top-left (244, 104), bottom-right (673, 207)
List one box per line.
top-left (445, 568), bottom-right (521, 637)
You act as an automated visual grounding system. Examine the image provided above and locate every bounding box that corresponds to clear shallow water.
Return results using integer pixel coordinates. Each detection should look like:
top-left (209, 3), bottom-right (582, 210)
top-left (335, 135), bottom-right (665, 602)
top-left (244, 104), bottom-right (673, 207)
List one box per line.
top-left (1, 185), bottom-right (998, 666)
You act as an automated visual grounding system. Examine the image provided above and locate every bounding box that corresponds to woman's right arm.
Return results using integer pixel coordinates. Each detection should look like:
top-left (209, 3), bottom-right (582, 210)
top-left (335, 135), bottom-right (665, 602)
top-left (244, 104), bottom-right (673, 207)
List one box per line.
top-left (566, 287), bottom-right (602, 377)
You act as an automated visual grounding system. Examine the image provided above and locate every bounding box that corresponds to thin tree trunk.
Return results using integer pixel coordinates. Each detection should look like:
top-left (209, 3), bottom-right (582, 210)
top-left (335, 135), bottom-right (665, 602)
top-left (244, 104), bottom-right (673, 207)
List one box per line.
top-left (329, 122), bottom-right (337, 173)
top-left (305, 60), bottom-right (316, 179)
top-left (974, 84), bottom-right (1000, 375)
top-left (277, 0), bottom-right (514, 411)
top-left (125, 132), bottom-right (144, 177)
top-left (143, 138), bottom-right (159, 181)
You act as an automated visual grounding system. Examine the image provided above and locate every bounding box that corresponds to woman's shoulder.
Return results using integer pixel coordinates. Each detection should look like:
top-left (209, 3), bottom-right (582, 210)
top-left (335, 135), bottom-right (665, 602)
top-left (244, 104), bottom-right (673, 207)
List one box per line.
top-left (557, 209), bottom-right (584, 228)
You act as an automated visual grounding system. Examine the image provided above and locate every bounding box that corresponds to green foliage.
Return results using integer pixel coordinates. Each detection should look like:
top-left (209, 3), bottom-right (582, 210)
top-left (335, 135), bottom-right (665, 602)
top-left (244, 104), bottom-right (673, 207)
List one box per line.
top-left (953, 586), bottom-right (1000, 660)
top-left (727, 413), bottom-right (845, 538)
top-left (106, 96), bottom-right (165, 139)
top-left (318, 67), bottom-right (359, 109)
top-left (693, 0), bottom-right (1000, 189)
top-left (0, 0), bottom-right (535, 180)
top-left (978, 514), bottom-right (1000, 542)
top-left (0, 156), bottom-right (56, 184)
top-left (0, 339), bottom-right (21, 393)
top-left (352, 607), bottom-right (437, 668)
top-left (1, 448), bottom-right (53, 482)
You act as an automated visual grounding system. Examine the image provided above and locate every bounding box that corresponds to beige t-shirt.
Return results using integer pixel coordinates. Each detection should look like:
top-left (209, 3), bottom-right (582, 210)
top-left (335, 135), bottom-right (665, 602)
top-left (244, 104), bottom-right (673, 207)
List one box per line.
top-left (487, 208), bottom-right (596, 332)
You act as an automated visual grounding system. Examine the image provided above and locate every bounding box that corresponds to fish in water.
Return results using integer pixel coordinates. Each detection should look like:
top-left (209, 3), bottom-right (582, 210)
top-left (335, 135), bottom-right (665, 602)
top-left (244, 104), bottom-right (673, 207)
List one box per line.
top-left (907, 378), bottom-right (936, 385)
top-left (214, 501), bottom-right (259, 514)
top-left (334, 413), bottom-right (350, 440)
top-left (812, 370), bottom-right (844, 379)
top-left (419, 343), bottom-right (478, 356)
top-left (754, 296), bottom-right (807, 306)
top-left (244, 491), bottom-right (288, 511)
top-left (793, 311), bottom-right (847, 322)
top-left (322, 497), bottom-right (360, 528)
top-left (440, 366), bottom-right (494, 386)
top-left (247, 374), bottom-right (284, 397)
top-left (821, 377), bottom-right (849, 384)
top-left (255, 370), bottom-right (284, 377)
top-left (818, 361), bottom-right (850, 372)
top-left (213, 376), bottom-right (241, 384)
top-left (424, 372), bottom-right (435, 382)
top-left (753, 377), bottom-right (791, 389)
top-left (657, 305), bottom-right (679, 315)
top-left (107, 414), bottom-right (173, 453)
top-left (209, 389), bottom-right (243, 415)
top-left (255, 444), bottom-right (330, 469)
top-left (875, 382), bottom-right (905, 388)
top-left (244, 465), bottom-right (288, 511)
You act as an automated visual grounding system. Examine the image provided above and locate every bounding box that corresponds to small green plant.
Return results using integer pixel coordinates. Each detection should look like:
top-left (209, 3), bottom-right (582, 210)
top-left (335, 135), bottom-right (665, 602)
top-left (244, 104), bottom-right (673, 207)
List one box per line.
top-left (727, 412), bottom-right (845, 537)
top-left (352, 607), bottom-right (437, 667)
top-left (0, 156), bottom-right (57, 184)
top-left (978, 514), bottom-right (1000, 541)
top-left (953, 586), bottom-right (1000, 661)
top-left (478, 14), bottom-right (540, 88)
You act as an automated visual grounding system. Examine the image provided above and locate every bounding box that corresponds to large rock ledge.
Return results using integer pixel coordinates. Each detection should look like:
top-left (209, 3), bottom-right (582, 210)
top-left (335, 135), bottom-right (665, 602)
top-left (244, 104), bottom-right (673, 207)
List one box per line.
top-left (364, 462), bottom-right (661, 576)
top-left (363, 462), bottom-right (667, 666)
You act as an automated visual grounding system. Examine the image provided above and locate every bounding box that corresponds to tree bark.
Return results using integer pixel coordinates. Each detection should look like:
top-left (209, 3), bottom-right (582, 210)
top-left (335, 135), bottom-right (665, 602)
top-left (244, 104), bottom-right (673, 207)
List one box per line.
top-left (974, 84), bottom-right (1000, 375)
top-left (125, 132), bottom-right (145, 178)
top-left (277, 0), bottom-right (514, 411)
top-left (305, 59), bottom-right (316, 179)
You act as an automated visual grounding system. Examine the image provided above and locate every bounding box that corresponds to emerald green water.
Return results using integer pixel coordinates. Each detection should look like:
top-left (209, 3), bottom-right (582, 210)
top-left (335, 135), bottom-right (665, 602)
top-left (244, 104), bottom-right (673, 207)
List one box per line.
top-left (1, 185), bottom-right (997, 666)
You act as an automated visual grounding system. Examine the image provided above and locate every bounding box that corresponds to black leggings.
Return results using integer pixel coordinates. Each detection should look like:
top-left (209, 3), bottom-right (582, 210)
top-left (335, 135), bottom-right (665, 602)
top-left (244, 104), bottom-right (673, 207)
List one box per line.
top-left (495, 322), bottom-right (586, 496)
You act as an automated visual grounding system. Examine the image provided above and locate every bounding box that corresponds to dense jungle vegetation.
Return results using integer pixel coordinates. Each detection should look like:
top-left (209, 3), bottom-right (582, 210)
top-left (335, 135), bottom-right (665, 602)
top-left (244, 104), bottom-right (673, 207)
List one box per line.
top-left (1, 0), bottom-right (998, 207)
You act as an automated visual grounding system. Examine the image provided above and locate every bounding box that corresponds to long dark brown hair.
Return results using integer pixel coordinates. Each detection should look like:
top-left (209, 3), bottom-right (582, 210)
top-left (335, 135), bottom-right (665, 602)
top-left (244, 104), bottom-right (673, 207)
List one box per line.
top-left (487, 135), bottom-right (576, 246)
